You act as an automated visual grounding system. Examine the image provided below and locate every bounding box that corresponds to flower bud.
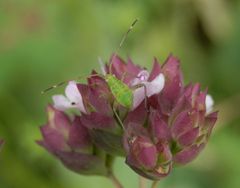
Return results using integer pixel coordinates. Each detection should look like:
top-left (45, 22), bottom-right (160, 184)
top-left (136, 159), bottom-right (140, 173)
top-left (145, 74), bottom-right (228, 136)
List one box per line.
top-left (37, 105), bottom-right (108, 176)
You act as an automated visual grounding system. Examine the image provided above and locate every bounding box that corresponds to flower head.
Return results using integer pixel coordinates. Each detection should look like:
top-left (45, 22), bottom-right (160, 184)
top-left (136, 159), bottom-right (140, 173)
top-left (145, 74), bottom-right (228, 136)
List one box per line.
top-left (39, 54), bottom-right (218, 180)
top-left (37, 105), bottom-right (108, 176)
top-left (123, 55), bottom-right (218, 180)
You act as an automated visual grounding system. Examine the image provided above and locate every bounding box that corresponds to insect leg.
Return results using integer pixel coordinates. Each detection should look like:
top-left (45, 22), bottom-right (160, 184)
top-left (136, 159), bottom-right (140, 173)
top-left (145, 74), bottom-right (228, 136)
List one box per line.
top-left (112, 102), bottom-right (125, 130)
top-left (98, 57), bottom-right (107, 75)
top-left (142, 84), bottom-right (148, 111)
top-left (121, 72), bottom-right (127, 82)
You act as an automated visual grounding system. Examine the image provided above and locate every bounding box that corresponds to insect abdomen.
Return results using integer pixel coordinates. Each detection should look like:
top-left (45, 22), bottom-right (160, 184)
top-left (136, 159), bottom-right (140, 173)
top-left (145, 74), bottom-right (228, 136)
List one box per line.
top-left (106, 75), bottom-right (133, 108)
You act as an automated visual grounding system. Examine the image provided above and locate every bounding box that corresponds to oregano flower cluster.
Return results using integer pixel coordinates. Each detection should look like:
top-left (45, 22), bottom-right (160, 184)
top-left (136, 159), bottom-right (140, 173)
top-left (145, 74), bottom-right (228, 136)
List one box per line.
top-left (38, 55), bottom-right (218, 182)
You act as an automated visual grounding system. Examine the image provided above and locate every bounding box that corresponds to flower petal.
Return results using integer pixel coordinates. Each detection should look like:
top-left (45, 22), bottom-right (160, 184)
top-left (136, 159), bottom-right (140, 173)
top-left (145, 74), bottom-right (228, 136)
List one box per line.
top-left (146, 73), bottom-right (165, 97)
top-left (65, 81), bottom-right (81, 101)
top-left (131, 70), bottom-right (150, 86)
top-left (65, 81), bottom-right (86, 113)
top-left (132, 73), bottom-right (165, 110)
top-left (206, 94), bottom-right (214, 114)
top-left (132, 87), bottom-right (145, 110)
top-left (52, 95), bottom-right (72, 111)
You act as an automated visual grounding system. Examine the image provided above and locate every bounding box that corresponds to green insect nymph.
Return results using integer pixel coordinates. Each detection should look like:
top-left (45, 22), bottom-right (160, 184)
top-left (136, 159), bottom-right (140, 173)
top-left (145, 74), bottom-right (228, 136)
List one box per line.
top-left (102, 18), bottom-right (138, 110)
top-left (42, 18), bottom-right (139, 113)
top-left (105, 74), bottom-right (133, 109)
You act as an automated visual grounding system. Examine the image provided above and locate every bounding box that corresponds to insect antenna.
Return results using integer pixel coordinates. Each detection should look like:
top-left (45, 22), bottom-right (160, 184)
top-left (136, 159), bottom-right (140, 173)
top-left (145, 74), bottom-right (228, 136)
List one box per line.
top-left (41, 81), bottom-right (66, 94)
top-left (109, 18), bottom-right (139, 74)
top-left (41, 73), bottom-right (103, 94)
top-left (42, 19), bottom-right (139, 94)
top-left (98, 56), bottom-right (107, 75)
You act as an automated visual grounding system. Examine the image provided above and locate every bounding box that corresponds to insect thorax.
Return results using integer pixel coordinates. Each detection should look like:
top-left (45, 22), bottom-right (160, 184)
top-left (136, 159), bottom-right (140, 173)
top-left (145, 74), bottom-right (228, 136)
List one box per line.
top-left (105, 74), bottom-right (133, 108)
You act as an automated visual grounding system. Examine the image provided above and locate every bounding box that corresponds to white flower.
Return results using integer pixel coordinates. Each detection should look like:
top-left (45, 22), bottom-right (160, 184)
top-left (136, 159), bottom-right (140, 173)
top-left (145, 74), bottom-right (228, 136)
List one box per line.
top-left (131, 70), bottom-right (165, 110)
top-left (52, 81), bottom-right (86, 113)
top-left (205, 94), bottom-right (214, 114)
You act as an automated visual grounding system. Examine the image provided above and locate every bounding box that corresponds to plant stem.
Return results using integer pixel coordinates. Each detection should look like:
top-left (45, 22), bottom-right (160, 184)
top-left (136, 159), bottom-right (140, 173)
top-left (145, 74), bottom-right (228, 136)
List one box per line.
top-left (109, 173), bottom-right (124, 188)
top-left (139, 176), bottom-right (147, 188)
top-left (151, 181), bottom-right (159, 188)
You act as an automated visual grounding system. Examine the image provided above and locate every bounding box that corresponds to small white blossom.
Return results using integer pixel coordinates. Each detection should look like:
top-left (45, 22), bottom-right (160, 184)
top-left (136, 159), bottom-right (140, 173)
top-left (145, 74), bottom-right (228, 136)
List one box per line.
top-left (52, 81), bottom-right (86, 113)
top-left (131, 70), bottom-right (165, 110)
top-left (205, 94), bottom-right (214, 114)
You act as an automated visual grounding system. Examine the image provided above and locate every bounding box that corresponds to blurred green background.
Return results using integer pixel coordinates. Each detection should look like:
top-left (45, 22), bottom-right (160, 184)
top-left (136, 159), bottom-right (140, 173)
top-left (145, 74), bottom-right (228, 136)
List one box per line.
top-left (0, 0), bottom-right (240, 188)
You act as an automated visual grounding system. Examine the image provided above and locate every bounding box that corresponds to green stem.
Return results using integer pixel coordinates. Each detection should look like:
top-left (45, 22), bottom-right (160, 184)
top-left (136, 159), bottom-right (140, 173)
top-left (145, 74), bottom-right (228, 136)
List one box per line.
top-left (109, 172), bottom-right (124, 188)
top-left (105, 155), bottom-right (123, 188)
top-left (139, 176), bottom-right (147, 188)
top-left (151, 181), bottom-right (159, 188)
